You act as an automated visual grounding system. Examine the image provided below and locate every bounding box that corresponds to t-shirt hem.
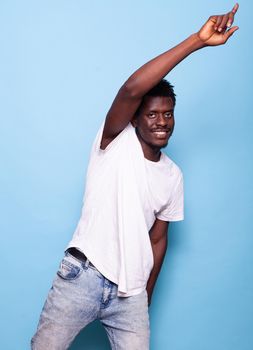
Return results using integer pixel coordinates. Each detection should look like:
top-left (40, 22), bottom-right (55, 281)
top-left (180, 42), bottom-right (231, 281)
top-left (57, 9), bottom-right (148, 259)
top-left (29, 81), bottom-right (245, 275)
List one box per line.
top-left (117, 287), bottom-right (146, 297)
top-left (156, 215), bottom-right (184, 222)
top-left (66, 243), bottom-right (146, 297)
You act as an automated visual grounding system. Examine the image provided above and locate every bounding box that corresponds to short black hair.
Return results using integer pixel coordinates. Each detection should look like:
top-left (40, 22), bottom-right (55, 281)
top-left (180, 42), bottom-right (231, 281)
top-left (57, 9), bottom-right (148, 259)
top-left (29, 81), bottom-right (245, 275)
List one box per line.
top-left (135, 79), bottom-right (176, 117)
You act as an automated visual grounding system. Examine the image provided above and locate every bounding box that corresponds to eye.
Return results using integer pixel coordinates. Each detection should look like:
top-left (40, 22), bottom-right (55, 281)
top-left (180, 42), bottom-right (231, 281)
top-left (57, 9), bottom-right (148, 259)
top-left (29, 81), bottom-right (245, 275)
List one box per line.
top-left (164, 112), bottom-right (173, 118)
top-left (148, 112), bottom-right (156, 118)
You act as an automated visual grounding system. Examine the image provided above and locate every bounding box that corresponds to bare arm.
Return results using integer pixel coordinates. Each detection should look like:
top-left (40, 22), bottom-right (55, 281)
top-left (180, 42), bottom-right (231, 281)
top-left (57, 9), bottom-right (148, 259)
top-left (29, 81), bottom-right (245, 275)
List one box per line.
top-left (101, 4), bottom-right (239, 149)
top-left (146, 218), bottom-right (169, 306)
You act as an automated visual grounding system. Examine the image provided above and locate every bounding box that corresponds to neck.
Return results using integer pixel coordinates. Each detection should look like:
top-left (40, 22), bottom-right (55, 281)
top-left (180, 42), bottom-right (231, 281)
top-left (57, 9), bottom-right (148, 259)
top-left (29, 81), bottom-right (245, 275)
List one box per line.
top-left (136, 132), bottom-right (161, 162)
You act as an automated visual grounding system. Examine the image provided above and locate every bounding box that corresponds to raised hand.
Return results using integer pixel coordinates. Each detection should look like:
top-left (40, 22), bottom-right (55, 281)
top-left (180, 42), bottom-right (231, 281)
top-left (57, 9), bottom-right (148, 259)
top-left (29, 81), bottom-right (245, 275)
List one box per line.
top-left (197, 3), bottom-right (239, 46)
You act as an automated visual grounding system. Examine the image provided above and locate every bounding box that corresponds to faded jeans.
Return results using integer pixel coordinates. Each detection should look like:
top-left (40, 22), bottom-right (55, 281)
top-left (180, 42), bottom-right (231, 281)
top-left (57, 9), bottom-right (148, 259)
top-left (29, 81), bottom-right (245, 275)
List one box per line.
top-left (31, 251), bottom-right (150, 349)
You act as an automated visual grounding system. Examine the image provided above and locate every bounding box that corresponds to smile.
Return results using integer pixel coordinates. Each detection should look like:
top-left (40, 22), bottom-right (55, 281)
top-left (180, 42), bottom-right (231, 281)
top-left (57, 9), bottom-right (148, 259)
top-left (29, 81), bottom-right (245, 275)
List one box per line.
top-left (152, 130), bottom-right (170, 137)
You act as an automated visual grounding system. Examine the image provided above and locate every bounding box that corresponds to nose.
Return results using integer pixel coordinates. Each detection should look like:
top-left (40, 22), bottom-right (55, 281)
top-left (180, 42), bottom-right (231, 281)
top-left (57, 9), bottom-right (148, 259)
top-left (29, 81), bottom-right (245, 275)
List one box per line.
top-left (156, 114), bottom-right (168, 126)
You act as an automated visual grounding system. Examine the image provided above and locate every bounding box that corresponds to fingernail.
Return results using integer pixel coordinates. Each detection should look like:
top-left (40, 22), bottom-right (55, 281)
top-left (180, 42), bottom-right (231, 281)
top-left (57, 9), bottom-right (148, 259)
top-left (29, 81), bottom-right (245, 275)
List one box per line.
top-left (227, 22), bottom-right (231, 27)
top-left (218, 27), bottom-right (222, 32)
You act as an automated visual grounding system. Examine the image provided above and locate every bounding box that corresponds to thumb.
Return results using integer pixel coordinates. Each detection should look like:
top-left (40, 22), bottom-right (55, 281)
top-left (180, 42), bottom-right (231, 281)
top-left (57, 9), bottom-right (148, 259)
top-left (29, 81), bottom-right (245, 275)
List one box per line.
top-left (224, 26), bottom-right (239, 42)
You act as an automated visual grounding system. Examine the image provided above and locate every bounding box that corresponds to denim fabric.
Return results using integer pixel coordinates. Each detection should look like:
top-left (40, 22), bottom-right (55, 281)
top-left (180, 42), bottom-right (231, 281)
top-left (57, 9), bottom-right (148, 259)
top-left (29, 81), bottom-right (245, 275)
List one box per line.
top-left (31, 252), bottom-right (150, 350)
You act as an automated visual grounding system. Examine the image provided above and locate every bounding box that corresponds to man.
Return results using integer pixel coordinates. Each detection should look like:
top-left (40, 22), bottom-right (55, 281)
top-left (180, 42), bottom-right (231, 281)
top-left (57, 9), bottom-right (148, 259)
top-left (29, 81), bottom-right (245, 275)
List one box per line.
top-left (32, 4), bottom-right (239, 349)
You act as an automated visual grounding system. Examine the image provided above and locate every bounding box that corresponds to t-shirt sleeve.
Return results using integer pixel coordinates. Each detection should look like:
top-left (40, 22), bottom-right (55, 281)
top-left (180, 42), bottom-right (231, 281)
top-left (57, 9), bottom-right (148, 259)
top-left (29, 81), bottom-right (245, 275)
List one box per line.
top-left (92, 121), bottom-right (131, 154)
top-left (156, 173), bottom-right (184, 222)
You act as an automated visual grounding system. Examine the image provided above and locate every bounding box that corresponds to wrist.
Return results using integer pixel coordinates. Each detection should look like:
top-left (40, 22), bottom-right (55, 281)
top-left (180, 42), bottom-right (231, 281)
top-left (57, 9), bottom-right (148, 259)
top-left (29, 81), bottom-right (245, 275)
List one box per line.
top-left (190, 33), bottom-right (208, 50)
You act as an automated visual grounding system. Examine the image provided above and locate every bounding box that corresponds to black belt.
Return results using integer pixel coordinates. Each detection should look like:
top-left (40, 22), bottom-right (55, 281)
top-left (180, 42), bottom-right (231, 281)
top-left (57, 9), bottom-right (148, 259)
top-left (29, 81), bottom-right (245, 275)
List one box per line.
top-left (67, 247), bottom-right (95, 268)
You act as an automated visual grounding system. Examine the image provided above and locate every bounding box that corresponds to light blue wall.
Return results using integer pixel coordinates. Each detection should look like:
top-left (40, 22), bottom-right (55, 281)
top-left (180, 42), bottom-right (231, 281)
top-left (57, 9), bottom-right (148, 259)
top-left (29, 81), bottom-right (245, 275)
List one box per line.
top-left (0, 1), bottom-right (252, 349)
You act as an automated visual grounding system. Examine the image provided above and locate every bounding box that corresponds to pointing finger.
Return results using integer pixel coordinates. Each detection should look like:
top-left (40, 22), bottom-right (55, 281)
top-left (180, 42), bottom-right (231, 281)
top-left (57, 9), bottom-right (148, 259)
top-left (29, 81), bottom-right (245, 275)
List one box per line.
top-left (227, 4), bottom-right (239, 28)
top-left (232, 3), bottom-right (239, 14)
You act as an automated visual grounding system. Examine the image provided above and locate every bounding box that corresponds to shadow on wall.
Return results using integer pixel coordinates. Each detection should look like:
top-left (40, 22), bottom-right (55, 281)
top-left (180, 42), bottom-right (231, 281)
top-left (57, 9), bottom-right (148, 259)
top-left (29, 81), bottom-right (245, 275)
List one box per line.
top-left (69, 320), bottom-right (111, 350)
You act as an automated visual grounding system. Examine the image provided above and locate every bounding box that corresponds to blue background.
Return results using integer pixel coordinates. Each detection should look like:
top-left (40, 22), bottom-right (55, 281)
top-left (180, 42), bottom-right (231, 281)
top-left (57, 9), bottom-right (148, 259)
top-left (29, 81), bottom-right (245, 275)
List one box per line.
top-left (0, 1), bottom-right (252, 349)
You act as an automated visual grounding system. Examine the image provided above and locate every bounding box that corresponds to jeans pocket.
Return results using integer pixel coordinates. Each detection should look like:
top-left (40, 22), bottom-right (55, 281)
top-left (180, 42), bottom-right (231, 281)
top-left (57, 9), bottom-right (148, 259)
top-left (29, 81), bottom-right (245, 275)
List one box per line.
top-left (57, 257), bottom-right (83, 280)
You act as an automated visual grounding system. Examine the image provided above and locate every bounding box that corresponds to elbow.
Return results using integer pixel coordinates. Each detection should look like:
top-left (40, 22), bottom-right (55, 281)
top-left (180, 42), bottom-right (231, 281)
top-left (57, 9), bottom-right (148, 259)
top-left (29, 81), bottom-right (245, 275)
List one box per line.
top-left (150, 233), bottom-right (168, 246)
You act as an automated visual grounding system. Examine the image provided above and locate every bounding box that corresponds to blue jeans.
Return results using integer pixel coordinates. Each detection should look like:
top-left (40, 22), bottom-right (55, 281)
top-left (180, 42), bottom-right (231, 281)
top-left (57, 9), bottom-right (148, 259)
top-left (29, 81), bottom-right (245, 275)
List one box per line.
top-left (31, 251), bottom-right (150, 349)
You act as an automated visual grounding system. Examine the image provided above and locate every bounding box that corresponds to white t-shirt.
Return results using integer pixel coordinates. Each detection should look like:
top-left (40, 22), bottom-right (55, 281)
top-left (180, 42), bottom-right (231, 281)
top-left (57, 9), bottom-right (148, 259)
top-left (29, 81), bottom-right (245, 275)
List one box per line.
top-left (67, 122), bottom-right (184, 297)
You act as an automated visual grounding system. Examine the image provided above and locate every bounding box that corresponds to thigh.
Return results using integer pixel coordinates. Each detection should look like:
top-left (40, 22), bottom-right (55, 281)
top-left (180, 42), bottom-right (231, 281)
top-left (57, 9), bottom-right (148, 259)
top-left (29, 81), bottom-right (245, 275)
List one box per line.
top-left (31, 253), bottom-right (101, 350)
top-left (100, 289), bottom-right (150, 350)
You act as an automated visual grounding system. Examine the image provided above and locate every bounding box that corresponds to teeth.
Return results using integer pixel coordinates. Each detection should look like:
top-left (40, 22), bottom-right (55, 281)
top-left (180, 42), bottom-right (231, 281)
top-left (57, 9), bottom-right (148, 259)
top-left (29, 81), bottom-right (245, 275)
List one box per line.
top-left (154, 131), bottom-right (167, 135)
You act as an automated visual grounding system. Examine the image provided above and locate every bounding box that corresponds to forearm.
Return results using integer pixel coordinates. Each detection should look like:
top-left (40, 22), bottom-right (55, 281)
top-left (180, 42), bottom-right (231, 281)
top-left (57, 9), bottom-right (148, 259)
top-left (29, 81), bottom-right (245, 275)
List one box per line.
top-left (146, 234), bottom-right (168, 303)
top-left (125, 33), bottom-right (205, 98)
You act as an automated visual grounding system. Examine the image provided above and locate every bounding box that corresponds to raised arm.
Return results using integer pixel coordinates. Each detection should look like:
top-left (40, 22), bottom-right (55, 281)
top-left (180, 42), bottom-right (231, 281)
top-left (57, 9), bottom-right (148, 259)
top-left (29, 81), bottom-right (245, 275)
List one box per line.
top-left (101, 3), bottom-right (239, 149)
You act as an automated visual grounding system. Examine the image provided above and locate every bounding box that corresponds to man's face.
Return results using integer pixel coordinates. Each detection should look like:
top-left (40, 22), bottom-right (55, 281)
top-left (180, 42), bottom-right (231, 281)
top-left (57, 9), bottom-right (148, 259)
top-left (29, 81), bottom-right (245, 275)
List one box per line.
top-left (132, 95), bottom-right (175, 151)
